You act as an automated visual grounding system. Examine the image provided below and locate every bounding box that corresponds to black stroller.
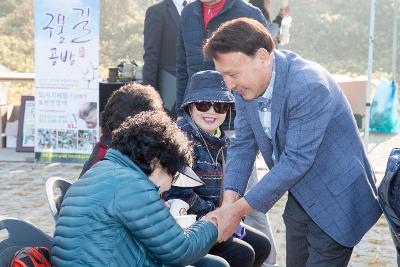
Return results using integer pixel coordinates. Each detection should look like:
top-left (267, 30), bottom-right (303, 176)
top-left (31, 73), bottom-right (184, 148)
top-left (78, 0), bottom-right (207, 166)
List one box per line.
top-left (378, 148), bottom-right (400, 266)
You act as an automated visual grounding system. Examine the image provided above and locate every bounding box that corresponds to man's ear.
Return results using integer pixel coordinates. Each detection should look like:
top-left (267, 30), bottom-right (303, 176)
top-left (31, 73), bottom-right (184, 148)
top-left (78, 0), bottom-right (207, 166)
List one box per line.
top-left (256, 48), bottom-right (270, 62)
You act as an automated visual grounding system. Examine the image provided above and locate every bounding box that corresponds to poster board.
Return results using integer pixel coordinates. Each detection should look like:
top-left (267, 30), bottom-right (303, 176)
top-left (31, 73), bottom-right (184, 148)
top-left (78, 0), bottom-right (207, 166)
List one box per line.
top-left (16, 96), bottom-right (35, 152)
top-left (34, 0), bottom-right (99, 162)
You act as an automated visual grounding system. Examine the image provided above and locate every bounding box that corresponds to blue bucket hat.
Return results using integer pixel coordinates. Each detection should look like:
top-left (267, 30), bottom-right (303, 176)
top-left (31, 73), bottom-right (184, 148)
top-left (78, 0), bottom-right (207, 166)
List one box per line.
top-left (181, 70), bottom-right (235, 110)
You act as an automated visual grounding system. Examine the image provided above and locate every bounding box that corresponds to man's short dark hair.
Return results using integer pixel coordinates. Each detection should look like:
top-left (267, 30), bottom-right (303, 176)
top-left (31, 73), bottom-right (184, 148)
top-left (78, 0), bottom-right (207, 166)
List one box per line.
top-left (100, 83), bottom-right (163, 136)
top-left (111, 110), bottom-right (193, 176)
top-left (203, 17), bottom-right (275, 59)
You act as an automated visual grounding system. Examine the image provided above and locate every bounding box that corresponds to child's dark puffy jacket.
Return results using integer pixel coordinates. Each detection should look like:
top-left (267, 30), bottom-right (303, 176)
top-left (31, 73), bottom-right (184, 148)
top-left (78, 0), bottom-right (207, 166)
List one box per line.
top-left (163, 115), bottom-right (229, 218)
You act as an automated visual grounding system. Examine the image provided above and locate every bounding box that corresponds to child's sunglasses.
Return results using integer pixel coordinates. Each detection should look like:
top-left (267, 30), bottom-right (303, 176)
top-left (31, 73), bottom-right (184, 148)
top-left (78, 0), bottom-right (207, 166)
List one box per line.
top-left (193, 102), bottom-right (230, 114)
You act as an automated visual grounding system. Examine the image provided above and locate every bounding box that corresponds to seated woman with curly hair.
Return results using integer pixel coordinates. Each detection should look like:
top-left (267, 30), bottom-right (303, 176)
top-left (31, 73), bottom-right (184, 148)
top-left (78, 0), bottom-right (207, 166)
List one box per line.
top-left (80, 83), bottom-right (164, 176)
top-left (51, 111), bottom-right (228, 267)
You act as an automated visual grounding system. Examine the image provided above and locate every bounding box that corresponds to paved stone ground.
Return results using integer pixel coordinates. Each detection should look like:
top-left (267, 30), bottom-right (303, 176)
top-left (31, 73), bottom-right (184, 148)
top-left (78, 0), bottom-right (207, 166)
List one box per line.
top-left (0, 132), bottom-right (398, 266)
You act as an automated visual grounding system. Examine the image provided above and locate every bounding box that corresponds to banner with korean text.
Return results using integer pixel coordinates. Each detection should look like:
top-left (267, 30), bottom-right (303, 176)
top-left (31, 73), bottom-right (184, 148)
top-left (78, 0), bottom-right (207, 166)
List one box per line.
top-left (35, 0), bottom-right (99, 162)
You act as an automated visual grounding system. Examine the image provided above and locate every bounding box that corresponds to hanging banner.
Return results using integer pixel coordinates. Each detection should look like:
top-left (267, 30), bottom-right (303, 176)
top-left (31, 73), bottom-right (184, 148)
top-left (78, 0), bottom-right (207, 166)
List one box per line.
top-left (34, 0), bottom-right (99, 163)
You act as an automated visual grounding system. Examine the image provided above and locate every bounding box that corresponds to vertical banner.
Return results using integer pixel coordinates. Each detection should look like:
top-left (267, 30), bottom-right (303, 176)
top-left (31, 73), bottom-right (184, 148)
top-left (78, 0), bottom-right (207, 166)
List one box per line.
top-left (35, 0), bottom-right (99, 163)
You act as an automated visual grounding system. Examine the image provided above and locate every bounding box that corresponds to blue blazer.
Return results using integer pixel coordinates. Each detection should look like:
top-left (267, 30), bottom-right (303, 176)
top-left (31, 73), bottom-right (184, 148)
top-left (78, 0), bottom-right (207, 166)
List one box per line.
top-left (224, 50), bottom-right (382, 247)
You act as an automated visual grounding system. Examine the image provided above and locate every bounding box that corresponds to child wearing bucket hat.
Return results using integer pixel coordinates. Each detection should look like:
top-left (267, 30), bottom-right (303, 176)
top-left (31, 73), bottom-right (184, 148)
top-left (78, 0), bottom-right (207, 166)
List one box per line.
top-left (163, 70), bottom-right (271, 267)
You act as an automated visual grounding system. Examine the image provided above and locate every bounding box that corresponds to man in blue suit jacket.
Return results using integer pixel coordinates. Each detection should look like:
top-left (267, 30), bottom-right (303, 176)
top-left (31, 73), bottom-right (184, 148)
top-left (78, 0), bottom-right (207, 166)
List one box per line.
top-left (203, 18), bottom-right (382, 266)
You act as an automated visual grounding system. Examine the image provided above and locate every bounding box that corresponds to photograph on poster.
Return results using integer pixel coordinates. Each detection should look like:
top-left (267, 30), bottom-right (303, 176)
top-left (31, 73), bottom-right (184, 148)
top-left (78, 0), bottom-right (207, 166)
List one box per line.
top-left (77, 102), bottom-right (97, 129)
top-left (57, 129), bottom-right (78, 150)
top-left (78, 130), bottom-right (97, 150)
top-left (37, 128), bottom-right (57, 149)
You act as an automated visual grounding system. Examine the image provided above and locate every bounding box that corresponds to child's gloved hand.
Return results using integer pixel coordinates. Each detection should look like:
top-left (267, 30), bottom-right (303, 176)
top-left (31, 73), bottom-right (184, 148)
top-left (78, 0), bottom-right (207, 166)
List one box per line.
top-left (168, 199), bottom-right (189, 217)
top-left (233, 221), bottom-right (246, 239)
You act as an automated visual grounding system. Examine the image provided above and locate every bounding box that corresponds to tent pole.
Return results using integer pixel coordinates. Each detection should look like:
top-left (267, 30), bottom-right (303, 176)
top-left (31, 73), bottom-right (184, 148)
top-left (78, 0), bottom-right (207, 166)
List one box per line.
top-left (364, 0), bottom-right (376, 151)
top-left (392, 0), bottom-right (398, 81)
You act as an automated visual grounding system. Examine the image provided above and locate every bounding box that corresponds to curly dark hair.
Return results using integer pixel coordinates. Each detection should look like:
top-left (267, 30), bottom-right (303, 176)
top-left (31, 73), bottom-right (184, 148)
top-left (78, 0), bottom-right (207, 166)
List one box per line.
top-left (111, 110), bottom-right (193, 176)
top-left (100, 83), bottom-right (163, 136)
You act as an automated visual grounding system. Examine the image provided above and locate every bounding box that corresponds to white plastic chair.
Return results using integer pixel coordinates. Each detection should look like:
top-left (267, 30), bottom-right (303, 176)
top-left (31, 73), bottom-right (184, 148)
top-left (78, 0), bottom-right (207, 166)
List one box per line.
top-left (45, 176), bottom-right (72, 221)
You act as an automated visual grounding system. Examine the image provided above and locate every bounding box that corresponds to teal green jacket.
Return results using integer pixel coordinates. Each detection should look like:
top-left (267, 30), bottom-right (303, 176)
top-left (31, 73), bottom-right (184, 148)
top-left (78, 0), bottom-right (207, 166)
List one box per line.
top-left (51, 149), bottom-right (217, 266)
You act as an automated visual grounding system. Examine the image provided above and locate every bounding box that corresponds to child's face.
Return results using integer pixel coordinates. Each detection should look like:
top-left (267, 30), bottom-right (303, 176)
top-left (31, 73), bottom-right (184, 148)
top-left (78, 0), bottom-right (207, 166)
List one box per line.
top-left (190, 103), bottom-right (227, 134)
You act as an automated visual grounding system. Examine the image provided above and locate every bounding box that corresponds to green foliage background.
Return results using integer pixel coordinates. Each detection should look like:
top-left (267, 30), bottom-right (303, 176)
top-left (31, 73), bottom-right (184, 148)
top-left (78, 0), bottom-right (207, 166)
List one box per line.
top-left (282, 0), bottom-right (398, 76)
top-left (0, 0), bottom-right (398, 78)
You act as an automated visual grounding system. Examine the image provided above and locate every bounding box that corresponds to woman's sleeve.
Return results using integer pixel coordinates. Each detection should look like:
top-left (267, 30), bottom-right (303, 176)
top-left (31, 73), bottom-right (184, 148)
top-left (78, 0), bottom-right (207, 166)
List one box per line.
top-left (115, 170), bottom-right (217, 266)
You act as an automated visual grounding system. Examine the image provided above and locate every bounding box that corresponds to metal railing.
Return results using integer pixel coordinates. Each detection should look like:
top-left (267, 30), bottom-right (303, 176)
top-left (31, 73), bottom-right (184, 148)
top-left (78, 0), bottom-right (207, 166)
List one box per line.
top-left (0, 72), bottom-right (35, 82)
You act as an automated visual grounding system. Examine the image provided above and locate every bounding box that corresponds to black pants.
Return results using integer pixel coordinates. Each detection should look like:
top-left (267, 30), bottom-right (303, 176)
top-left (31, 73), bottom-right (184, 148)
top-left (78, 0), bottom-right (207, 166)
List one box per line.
top-left (284, 193), bottom-right (353, 267)
top-left (192, 254), bottom-right (229, 267)
top-left (209, 225), bottom-right (271, 267)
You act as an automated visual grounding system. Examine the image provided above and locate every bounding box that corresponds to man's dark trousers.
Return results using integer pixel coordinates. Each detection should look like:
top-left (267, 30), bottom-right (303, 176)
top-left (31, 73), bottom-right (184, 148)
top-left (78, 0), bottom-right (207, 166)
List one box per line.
top-left (284, 194), bottom-right (353, 267)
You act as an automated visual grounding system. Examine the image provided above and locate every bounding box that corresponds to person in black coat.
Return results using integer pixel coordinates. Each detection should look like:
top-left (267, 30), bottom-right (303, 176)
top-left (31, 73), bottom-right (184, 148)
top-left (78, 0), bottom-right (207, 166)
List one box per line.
top-left (143, 0), bottom-right (186, 116)
top-left (378, 148), bottom-right (400, 266)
